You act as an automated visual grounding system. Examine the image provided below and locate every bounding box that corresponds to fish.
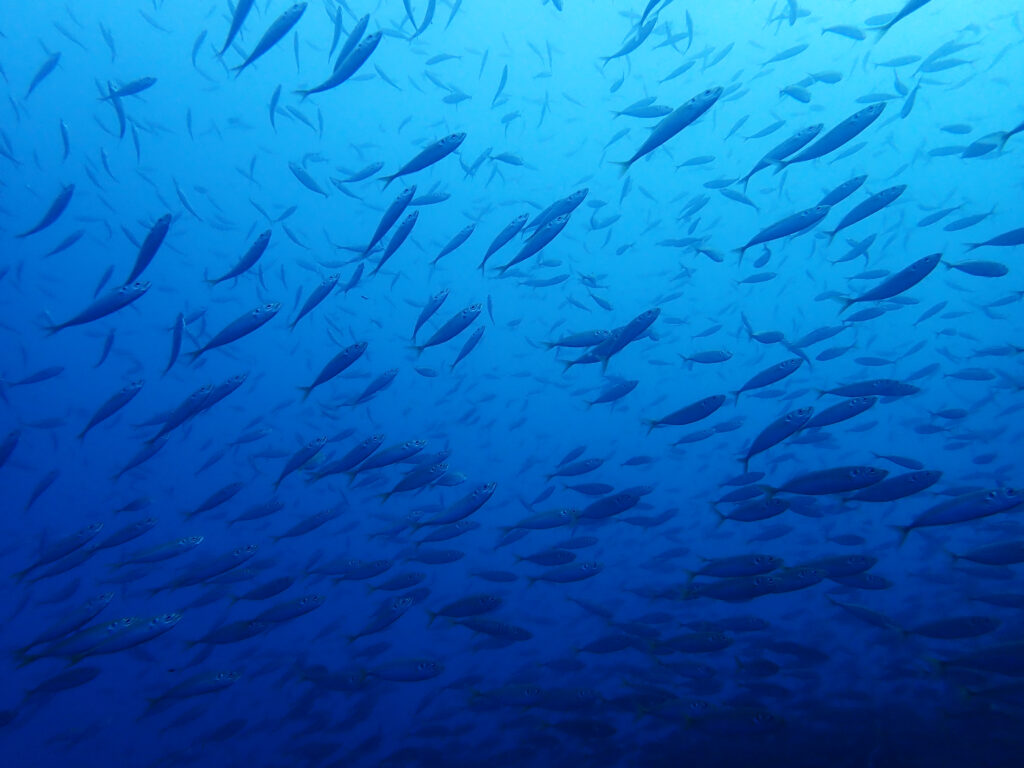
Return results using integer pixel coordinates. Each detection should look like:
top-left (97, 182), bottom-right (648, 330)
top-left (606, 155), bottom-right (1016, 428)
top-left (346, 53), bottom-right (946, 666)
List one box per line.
top-left (17, 184), bottom-right (74, 238)
top-left (497, 214), bottom-right (570, 273)
top-left (893, 489), bottom-right (1022, 543)
top-left (838, 253), bottom-right (940, 311)
top-left (289, 275), bottom-right (339, 329)
top-left (743, 407), bottom-right (814, 469)
top-left (298, 342), bottom-right (367, 400)
top-left (615, 87), bottom-right (722, 172)
top-left (872, 0), bottom-right (935, 38)
top-left (45, 281), bottom-right (150, 335)
top-left (775, 104), bottom-right (885, 170)
top-left (381, 133), bottom-right (466, 189)
top-left (207, 230), bottom-right (272, 285)
top-left (735, 205), bottom-right (830, 258)
top-left (295, 31), bottom-right (382, 97)
top-left (78, 380), bottom-right (144, 439)
top-left (412, 305), bottom-right (482, 354)
top-left (220, 0), bottom-right (256, 55)
top-left (189, 303), bottom-right (280, 361)
top-left (232, 3), bottom-right (307, 76)
top-left (739, 124), bottom-right (822, 189)
top-left (825, 185), bottom-right (906, 242)
top-left (362, 187), bottom-right (416, 257)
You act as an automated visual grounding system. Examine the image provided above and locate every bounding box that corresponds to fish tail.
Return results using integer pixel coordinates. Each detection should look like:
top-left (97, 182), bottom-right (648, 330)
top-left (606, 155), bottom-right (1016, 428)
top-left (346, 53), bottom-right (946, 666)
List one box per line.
top-left (407, 344), bottom-right (425, 357)
top-left (298, 386), bottom-right (313, 402)
top-left (643, 419), bottom-right (658, 435)
top-left (712, 509), bottom-right (727, 529)
top-left (379, 174), bottom-right (397, 189)
top-left (612, 160), bottom-right (631, 177)
top-left (837, 298), bottom-right (855, 314)
top-left (965, 242), bottom-right (981, 251)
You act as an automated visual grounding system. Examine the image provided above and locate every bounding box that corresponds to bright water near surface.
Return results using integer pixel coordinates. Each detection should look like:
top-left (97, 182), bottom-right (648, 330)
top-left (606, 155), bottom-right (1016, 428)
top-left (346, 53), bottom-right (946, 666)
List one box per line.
top-left (2, 0), bottom-right (1024, 766)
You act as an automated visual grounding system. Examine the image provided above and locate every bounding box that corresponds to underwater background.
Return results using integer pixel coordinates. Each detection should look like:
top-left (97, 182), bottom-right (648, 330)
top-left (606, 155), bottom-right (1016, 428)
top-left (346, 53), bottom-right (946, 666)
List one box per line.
top-left (2, 0), bottom-right (1024, 765)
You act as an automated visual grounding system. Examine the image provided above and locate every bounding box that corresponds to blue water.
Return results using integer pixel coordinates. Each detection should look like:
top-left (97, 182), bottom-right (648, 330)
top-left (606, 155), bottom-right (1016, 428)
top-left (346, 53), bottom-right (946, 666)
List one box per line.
top-left (2, 0), bottom-right (1024, 765)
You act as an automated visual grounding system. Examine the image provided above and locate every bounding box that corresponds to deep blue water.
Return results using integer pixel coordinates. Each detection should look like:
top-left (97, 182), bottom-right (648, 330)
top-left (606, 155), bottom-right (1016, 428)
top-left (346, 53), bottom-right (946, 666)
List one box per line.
top-left (2, 0), bottom-right (1024, 765)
